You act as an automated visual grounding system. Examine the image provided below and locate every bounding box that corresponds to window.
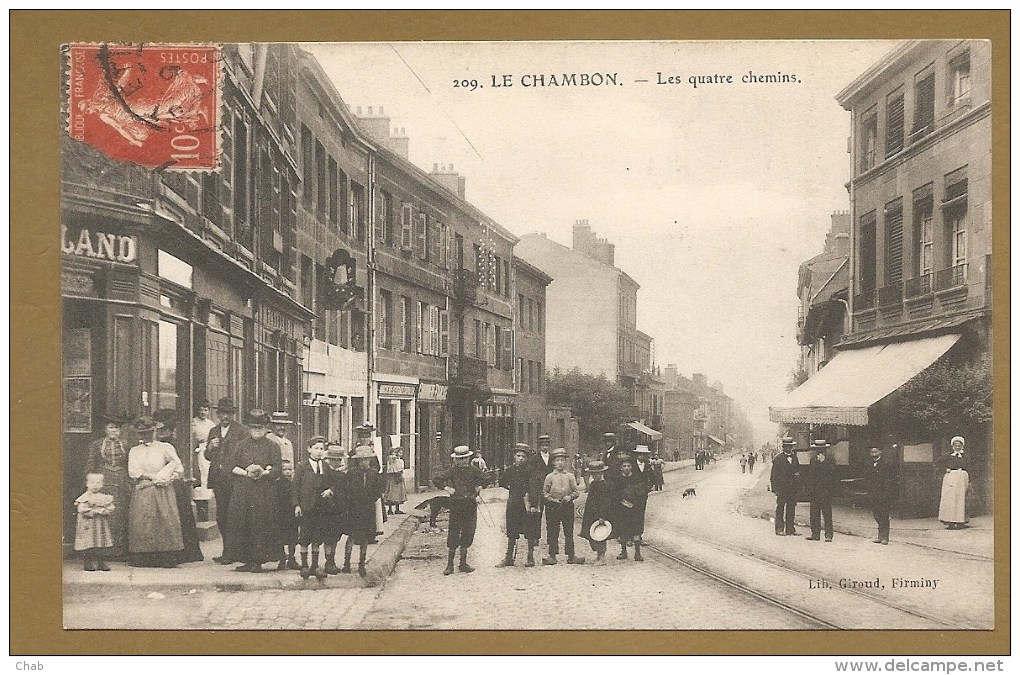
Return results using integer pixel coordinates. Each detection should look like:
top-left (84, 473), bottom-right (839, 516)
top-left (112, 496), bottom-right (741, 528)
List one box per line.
top-left (474, 320), bottom-right (482, 359)
top-left (485, 323), bottom-right (496, 366)
top-left (439, 309), bottom-right (449, 356)
top-left (884, 198), bottom-right (904, 285)
top-left (858, 210), bottom-right (878, 293)
top-left (380, 191), bottom-right (394, 246)
top-left (351, 182), bottom-right (365, 243)
top-left (379, 290), bottom-right (392, 349)
top-left (527, 360), bottom-right (535, 394)
top-left (949, 209), bottom-right (967, 267)
top-left (504, 260), bottom-right (511, 296)
top-left (860, 107), bottom-right (877, 172)
top-left (233, 114), bottom-right (249, 245)
top-left (300, 126), bottom-right (314, 210)
top-left (455, 232), bottom-right (464, 269)
top-left (438, 222), bottom-right (449, 268)
top-left (431, 305), bottom-right (441, 356)
top-left (417, 212), bottom-right (429, 260)
top-left (400, 203), bottom-right (413, 250)
top-left (949, 51), bottom-right (971, 106)
top-left (537, 301), bottom-right (544, 333)
top-left (502, 327), bottom-right (513, 370)
top-left (300, 255), bottom-right (314, 309)
top-left (494, 257), bottom-right (502, 294)
top-left (942, 167), bottom-right (969, 269)
top-left (885, 90), bottom-right (905, 158)
top-left (494, 326), bottom-right (502, 369)
top-left (536, 361), bottom-right (542, 393)
top-left (205, 329), bottom-right (230, 404)
top-left (401, 296), bottom-right (413, 352)
top-left (527, 299), bottom-right (534, 331)
top-left (912, 67), bottom-right (935, 138)
top-left (518, 294), bottom-right (526, 329)
top-left (912, 185), bottom-right (934, 277)
top-left (315, 140), bottom-right (327, 220)
top-left (417, 302), bottom-right (428, 354)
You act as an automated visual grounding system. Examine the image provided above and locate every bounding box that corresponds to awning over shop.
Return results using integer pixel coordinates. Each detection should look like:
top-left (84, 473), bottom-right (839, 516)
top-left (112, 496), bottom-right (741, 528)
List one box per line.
top-left (770, 333), bottom-right (961, 426)
top-left (626, 421), bottom-right (663, 441)
top-left (706, 435), bottom-right (725, 446)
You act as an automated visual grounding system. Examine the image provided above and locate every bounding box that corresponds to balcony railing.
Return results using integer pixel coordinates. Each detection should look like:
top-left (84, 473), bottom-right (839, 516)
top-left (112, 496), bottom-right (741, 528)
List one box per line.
top-left (934, 263), bottom-right (968, 292)
top-left (452, 268), bottom-right (479, 304)
top-left (449, 354), bottom-right (488, 387)
top-left (854, 289), bottom-right (876, 311)
top-left (877, 281), bottom-right (903, 307)
top-left (904, 273), bottom-right (933, 298)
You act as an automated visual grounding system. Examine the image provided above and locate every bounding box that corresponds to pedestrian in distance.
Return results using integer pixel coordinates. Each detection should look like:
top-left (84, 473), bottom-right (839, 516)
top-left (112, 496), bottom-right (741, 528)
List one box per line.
top-left (938, 436), bottom-right (969, 530)
top-left (770, 437), bottom-right (801, 536)
top-left (223, 410), bottom-right (282, 573)
top-left (579, 460), bottom-right (614, 565)
top-left (747, 451), bottom-right (756, 474)
top-left (276, 460), bottom-right (299, 570)
top-left (384, 448), bottom-right (407, 515)
top-left (497, 443), bottom-right (542, 567)
top-left (805, 440), bottom-right (836, 542)
top-left (649, 453), bottom-right (665, 491)
top-left (542, 448), bottom-right (585, 565)
top-left (341, 445), bottom-right (385, 577)
top-left (205, 397), bottom-right (249, 565)
top-left (434, 445), bottom-right (488, 575)
top-left (739, 452), bottom-right (747, 474)
top-left (293, 436), bottom-right (330, 580)
top-left (866, 446), bottom-right (897, 544)
top-left (612, 457), bottom-right (650, 561)
top-left (319, 442), bottom-right (350, 574)
top-left (74, 472), bottom-right (115, 571)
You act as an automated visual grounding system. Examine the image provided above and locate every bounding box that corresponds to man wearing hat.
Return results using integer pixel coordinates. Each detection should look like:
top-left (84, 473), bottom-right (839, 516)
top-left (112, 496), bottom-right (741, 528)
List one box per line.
top-left (269, 411), bottom-right (296, 466)
top-left (541, 448), bottom-right (584, 565)
top-left (805, 440), bottom-right (837, 542)
top-left (601, 433), bottom-right (620, 473)
top-left (318, 442), bottom-right (350, 574)
top-left (434, 446), bottom-right (489, 575)
top-left (865, 446), bottom-right (897, 545)
top-left (527, 434), bottom-right (555, 549)
top-left (497, 443), bottom-right (542, 567)
top-left (770, 437), bottom-right (802, 536)
top-left (631, 445), bottom-right (654, 488)
top-left (204, 397), bottom-right (249, 563)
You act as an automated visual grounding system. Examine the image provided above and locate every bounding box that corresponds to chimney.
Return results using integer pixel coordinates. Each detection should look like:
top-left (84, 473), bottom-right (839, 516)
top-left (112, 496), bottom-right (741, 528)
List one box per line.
top-left (430, 163), bottom-right (466, 199)
top-left (386, 126), bottom-right (409, 160)
top-left (572, 220), bottom-right (595, 254)
top-left (354, 105), bottom-right (391, 143)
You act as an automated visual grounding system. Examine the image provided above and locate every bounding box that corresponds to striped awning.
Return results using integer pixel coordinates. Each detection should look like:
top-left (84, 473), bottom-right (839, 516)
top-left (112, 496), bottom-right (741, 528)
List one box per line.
top-left (626, 421), bottom-right (663, 441)
top-left (770, 333), bottom-right (961, 426)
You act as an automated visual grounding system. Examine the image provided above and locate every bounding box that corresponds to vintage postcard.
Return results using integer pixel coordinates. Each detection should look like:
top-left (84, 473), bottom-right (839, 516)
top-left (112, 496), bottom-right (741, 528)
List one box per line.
top-left (55, 37), bottom-right (999, 638)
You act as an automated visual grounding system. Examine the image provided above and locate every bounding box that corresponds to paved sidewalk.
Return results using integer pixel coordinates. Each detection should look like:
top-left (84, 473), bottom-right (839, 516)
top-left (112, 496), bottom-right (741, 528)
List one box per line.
top-left (735, 467), bottom-right (993, 560)
top-left (63, 490), bottom-right (446, 594)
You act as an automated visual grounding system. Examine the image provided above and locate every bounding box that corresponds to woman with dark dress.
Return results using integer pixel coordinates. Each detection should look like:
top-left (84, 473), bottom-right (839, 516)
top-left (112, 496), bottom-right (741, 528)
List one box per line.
top-left (579, 460), bottom-right (615, 565)
top-left (223, 410), bottom-right (283, 573)
top-left (86, 417), bottom-right (132, 559)
top-left (611, 457), bottom-right (651, 562)
top-left (497, 443), bottom-right (542, 568)
top-left (341, 445), bottom-right (385, 577)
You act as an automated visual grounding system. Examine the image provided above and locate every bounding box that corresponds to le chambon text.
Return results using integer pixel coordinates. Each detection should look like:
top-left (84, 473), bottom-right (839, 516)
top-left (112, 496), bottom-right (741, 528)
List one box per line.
top-left (461, 71), bottom-right (800, 91)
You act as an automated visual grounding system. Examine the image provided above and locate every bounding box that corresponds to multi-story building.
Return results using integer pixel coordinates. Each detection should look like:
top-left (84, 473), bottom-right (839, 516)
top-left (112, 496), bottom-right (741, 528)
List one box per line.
top-left (773, 40), bottom-right (992, 516)
top-left (61, 44), bottom-right (313, 541)
top-left (513, 257), bottom-right (552, 452)
top-left (796, 212), bottom-right (851, 380)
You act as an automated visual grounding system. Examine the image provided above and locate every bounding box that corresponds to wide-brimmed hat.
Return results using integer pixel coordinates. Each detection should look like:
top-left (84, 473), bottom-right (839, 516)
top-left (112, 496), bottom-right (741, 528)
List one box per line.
top-left (351, 445), bottom-right (376, 460)
top-left (811, 439), bottom-right (831, 449)
top-left (307, 436), bottom-right (327, 447)
top-left (589, 520), bottom-right (613, 542)
top-left (950, 436), bottom-right (966, 447)
top-left (781, 436), bottom-right (796, 446)
top-left (633, 445), bottom-right (651, 454)
top-left (100, 411), bottom-right (130, 425)
top-left (537, 434), bottom-right (551, 442)
top-left (550, 448), bottom-right (569, 459)
top-left (355, 421), bottom-right (376, 433)
top-left (451, 445), bottom-right (473, 459)
top-left (586, 460), bottom-right (608, 473)
top-left (133, 416), bottom-right (164, 433)
top-left (245, 409), bottom-right (270, 427)
top-left (270, 411), bottom-right (294, 426)
top-left (324, 444), bottom-right (346, 460)
top-left (216, 397), bottom-right (237, 413)
top-left (603, 432), bottom-right (617, 440)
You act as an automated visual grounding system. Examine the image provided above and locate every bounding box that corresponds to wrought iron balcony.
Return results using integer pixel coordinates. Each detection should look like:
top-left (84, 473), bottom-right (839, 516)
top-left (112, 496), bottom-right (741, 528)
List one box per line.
top-left (904, 273), bottom-right (933, 298)
top-left (934, 263), bottom-right (968, 292)
top-left (452, 268), bottom-right (480, 304)
top-left (877, 281), bottom-right (903, 307)
top-left (854, 289), bottom-right (876, 311)
top-left (449, 354), bottom-right (488, 388)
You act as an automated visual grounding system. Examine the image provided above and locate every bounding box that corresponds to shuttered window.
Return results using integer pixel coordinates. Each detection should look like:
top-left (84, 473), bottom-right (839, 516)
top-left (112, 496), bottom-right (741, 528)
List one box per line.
top-left (860, 107), bottom-right (877, 172)
top-left (503, 327), bottom-right (513, 370)
top-left (439, 309), bottom-right (449, 356)
top-left (912, 184), bottom-right (934, 277)
top-left (912, 68), bottom-right (935, 137)
top-left (400, 203), bottom-right (413, 250)
top-left (417, 212), bottom-right (428, 260)
top-left (884, 199), bottom-right (904, 284)
top-left (885, 91), bottom-right (904, 158)
top-left (859, 211), bottom-right (877, 292)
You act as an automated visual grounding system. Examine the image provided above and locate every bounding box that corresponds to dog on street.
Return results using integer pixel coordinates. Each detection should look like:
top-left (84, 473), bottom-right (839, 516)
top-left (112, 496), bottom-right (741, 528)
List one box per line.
top-left (682, 487), bottom-right (697, 498)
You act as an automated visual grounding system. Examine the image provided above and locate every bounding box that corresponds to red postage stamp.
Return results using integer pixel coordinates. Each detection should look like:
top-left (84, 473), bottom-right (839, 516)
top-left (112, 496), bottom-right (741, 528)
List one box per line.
top-left (67, 43), bottom-right (220, 171)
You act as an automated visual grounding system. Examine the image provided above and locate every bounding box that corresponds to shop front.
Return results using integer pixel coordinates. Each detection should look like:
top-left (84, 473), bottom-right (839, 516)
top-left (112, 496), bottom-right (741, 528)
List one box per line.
top-left (375, 378), bottom-right (417, 480)
top-left (415, 381), bottom-right (449, 489)
top-left (475, 391), bottom-right (516, 474)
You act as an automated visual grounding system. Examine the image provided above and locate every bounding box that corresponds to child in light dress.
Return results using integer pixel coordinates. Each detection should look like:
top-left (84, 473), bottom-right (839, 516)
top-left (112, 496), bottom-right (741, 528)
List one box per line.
top-left (75, 472), bottom-right (116, 571)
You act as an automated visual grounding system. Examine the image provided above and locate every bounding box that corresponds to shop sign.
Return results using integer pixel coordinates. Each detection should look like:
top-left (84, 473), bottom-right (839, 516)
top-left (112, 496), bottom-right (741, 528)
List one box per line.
top-left (62, 225), bottom-right (137, 264)
top-left (490, 393), bottom-right (516, 405)
top-left (379, 383), bottom-right (417, 399)
top-left (418, 383), bottom-right (448, 402)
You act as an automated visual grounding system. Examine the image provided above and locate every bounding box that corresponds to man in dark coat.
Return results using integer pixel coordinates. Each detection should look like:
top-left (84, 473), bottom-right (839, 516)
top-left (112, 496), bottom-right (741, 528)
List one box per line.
top-left (805, 440), bottom-right (837, 541)
top-left (434, 446), bottom-right (489, 575)
top-left (223, 410), bottom-right (283, 573)
top-left (497, 443), bottom-right (541, 568)
top-left (770, 437), bottom-right (801, 536)
top-left (631, 445), bottom-right (654, 488)
top-left (601, 432), bottom-right (622, 473)
top-left (866, 446), bottom-right (897, 544)
top-left (527, 434), bottom-right (555, 548)
top-left (205, 397), bottom-right (249, 563)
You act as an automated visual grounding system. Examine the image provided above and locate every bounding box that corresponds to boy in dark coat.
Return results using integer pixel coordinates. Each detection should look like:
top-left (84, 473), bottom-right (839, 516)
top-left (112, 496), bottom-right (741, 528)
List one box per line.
top-left (319, 443), bottom-right (349, 574)
top-left (293, 437), bottom-right (329, 580)
top-left (497, 443), bottom-right (541, 568)
top-left (805, 440), bottom-right (837, 541)
top-left (579, 460), bottom-right (614, 565)
top-left (341, 445), bottom-right (384, 577)
top-left (612, 457), bottom-right (650, 561)
top-left (276, 460), bottom-right (299, 569)
top-left (434, 445), bottom-right (488, 575)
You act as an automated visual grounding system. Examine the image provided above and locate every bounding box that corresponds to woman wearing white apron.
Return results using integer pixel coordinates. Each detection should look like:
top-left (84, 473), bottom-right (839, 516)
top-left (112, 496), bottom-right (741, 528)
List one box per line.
top-left (938, 436), bottom-right (969, 529)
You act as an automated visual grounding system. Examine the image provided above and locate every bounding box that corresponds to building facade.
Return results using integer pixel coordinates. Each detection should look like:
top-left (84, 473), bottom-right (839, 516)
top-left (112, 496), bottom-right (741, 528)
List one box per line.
top-left (513, 258), bottom-right (553, 452)
top-left (773, 40), bottom-right (992, 517)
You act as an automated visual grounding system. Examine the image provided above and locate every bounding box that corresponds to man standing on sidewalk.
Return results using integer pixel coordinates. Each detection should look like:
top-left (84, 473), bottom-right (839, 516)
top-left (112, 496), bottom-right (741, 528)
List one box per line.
top-left (541, 448), bottom-right (585, 566)
top-left (434, 446), bottom-right (488, 575)
top-left (770, 437), bottom-right (801, 536)
top-left (205, 397), bottom-right (249, 563)
top-left (866, 446), bottom-right (897, 545)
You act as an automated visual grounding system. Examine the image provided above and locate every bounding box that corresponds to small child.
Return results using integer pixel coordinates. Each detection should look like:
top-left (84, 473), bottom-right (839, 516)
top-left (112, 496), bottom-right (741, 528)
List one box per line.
top-left (497, 443), bottom-right (541, 568)
top-left (75, 473), bottom-right (116, 571)
top-left (434, 445), bottom-right (488, 575)
top-left (342, 445), bottom-right (385, 577)
top-left (276, 460), bottom-right (299, 571)
top-left (542, 448), bottom-right (585, 566)
top-left (579, 460), bottom-right (613, 565)
top-left (294, 437), bottom-right (329, 580)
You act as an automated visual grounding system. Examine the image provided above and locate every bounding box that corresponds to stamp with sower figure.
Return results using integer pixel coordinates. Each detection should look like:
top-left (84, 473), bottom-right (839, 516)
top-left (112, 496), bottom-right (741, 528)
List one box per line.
top-left (66, 43), bottom-right (220, 171)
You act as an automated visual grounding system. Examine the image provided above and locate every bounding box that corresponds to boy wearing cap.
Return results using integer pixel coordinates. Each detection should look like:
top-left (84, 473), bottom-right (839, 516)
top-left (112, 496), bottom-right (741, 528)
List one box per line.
top-left (579, 460), bottom-right (613, 565)
top-left (434, 446), bottom-right (488, 575)
top-left (497, 443), bottom-right (541, 568)
top-left (319, 443), bottom-right (350, 574)
top-left (542, 449), bottom-right (585, 565)
top-left (805, 440), bottom-right (837, 541)
top-left (293, 437), bottom-right (329, 580)
top-left (269, 411), bottom-right (296, 466)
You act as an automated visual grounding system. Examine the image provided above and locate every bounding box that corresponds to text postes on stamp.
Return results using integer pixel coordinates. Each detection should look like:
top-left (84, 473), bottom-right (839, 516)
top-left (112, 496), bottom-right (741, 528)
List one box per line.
top-left (67, 43), bottom-right (220, 171)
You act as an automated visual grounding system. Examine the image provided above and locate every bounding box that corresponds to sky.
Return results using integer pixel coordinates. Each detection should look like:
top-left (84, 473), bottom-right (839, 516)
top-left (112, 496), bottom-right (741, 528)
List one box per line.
top-left (309, 40), bottom-right (900, 445)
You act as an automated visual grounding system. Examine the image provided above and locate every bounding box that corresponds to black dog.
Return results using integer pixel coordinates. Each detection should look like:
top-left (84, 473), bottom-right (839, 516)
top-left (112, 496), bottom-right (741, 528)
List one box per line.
top-left (682, 487), bottom-right (697, 498)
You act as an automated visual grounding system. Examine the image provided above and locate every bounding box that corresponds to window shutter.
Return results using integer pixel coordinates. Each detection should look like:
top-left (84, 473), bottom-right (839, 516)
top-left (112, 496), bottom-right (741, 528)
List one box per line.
top-left (913, 72), bottom-right (935, 135)
top-left (494, 326), bottom-right (502, 369)
top-left (416, 302), bottom-right (424, 353)
top-left (429, 220), bottom-right (441, 265)
top-left (885, 92), bottom-right (904, 158)
top-left (440, 223), bottom-right (449, 269)
top-left (439, 309), bottom-right (449, 356)
top-left (400, 203), bottom-right (413, 250)
top-left (417, 213), bottom-right (428, 260)
top-left (373, 189), bottom-right (384, 245)
top-left (503, 327), bottom-right (513, 370)
top-left (884, 199), bottom-right (904, 284)
top-left (431, 306), bottom-right (440, 355)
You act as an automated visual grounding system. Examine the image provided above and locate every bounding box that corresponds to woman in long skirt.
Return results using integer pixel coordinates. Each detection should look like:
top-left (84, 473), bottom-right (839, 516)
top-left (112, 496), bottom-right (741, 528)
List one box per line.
top-left (384, 449), bottom-right (406, 515)
top-left (153, 410), bottom-right (204, 563)
top-left (938, 436), bottom-right (970, 529)
top-left (127, 417), bottom-right (185, 568)
top-left (86, 418), bottom-right (132, 559)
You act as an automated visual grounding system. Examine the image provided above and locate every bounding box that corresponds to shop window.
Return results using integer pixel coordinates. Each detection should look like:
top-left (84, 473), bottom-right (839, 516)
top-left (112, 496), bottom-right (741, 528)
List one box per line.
top-left (206, 330), bottom-right (230, 405)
